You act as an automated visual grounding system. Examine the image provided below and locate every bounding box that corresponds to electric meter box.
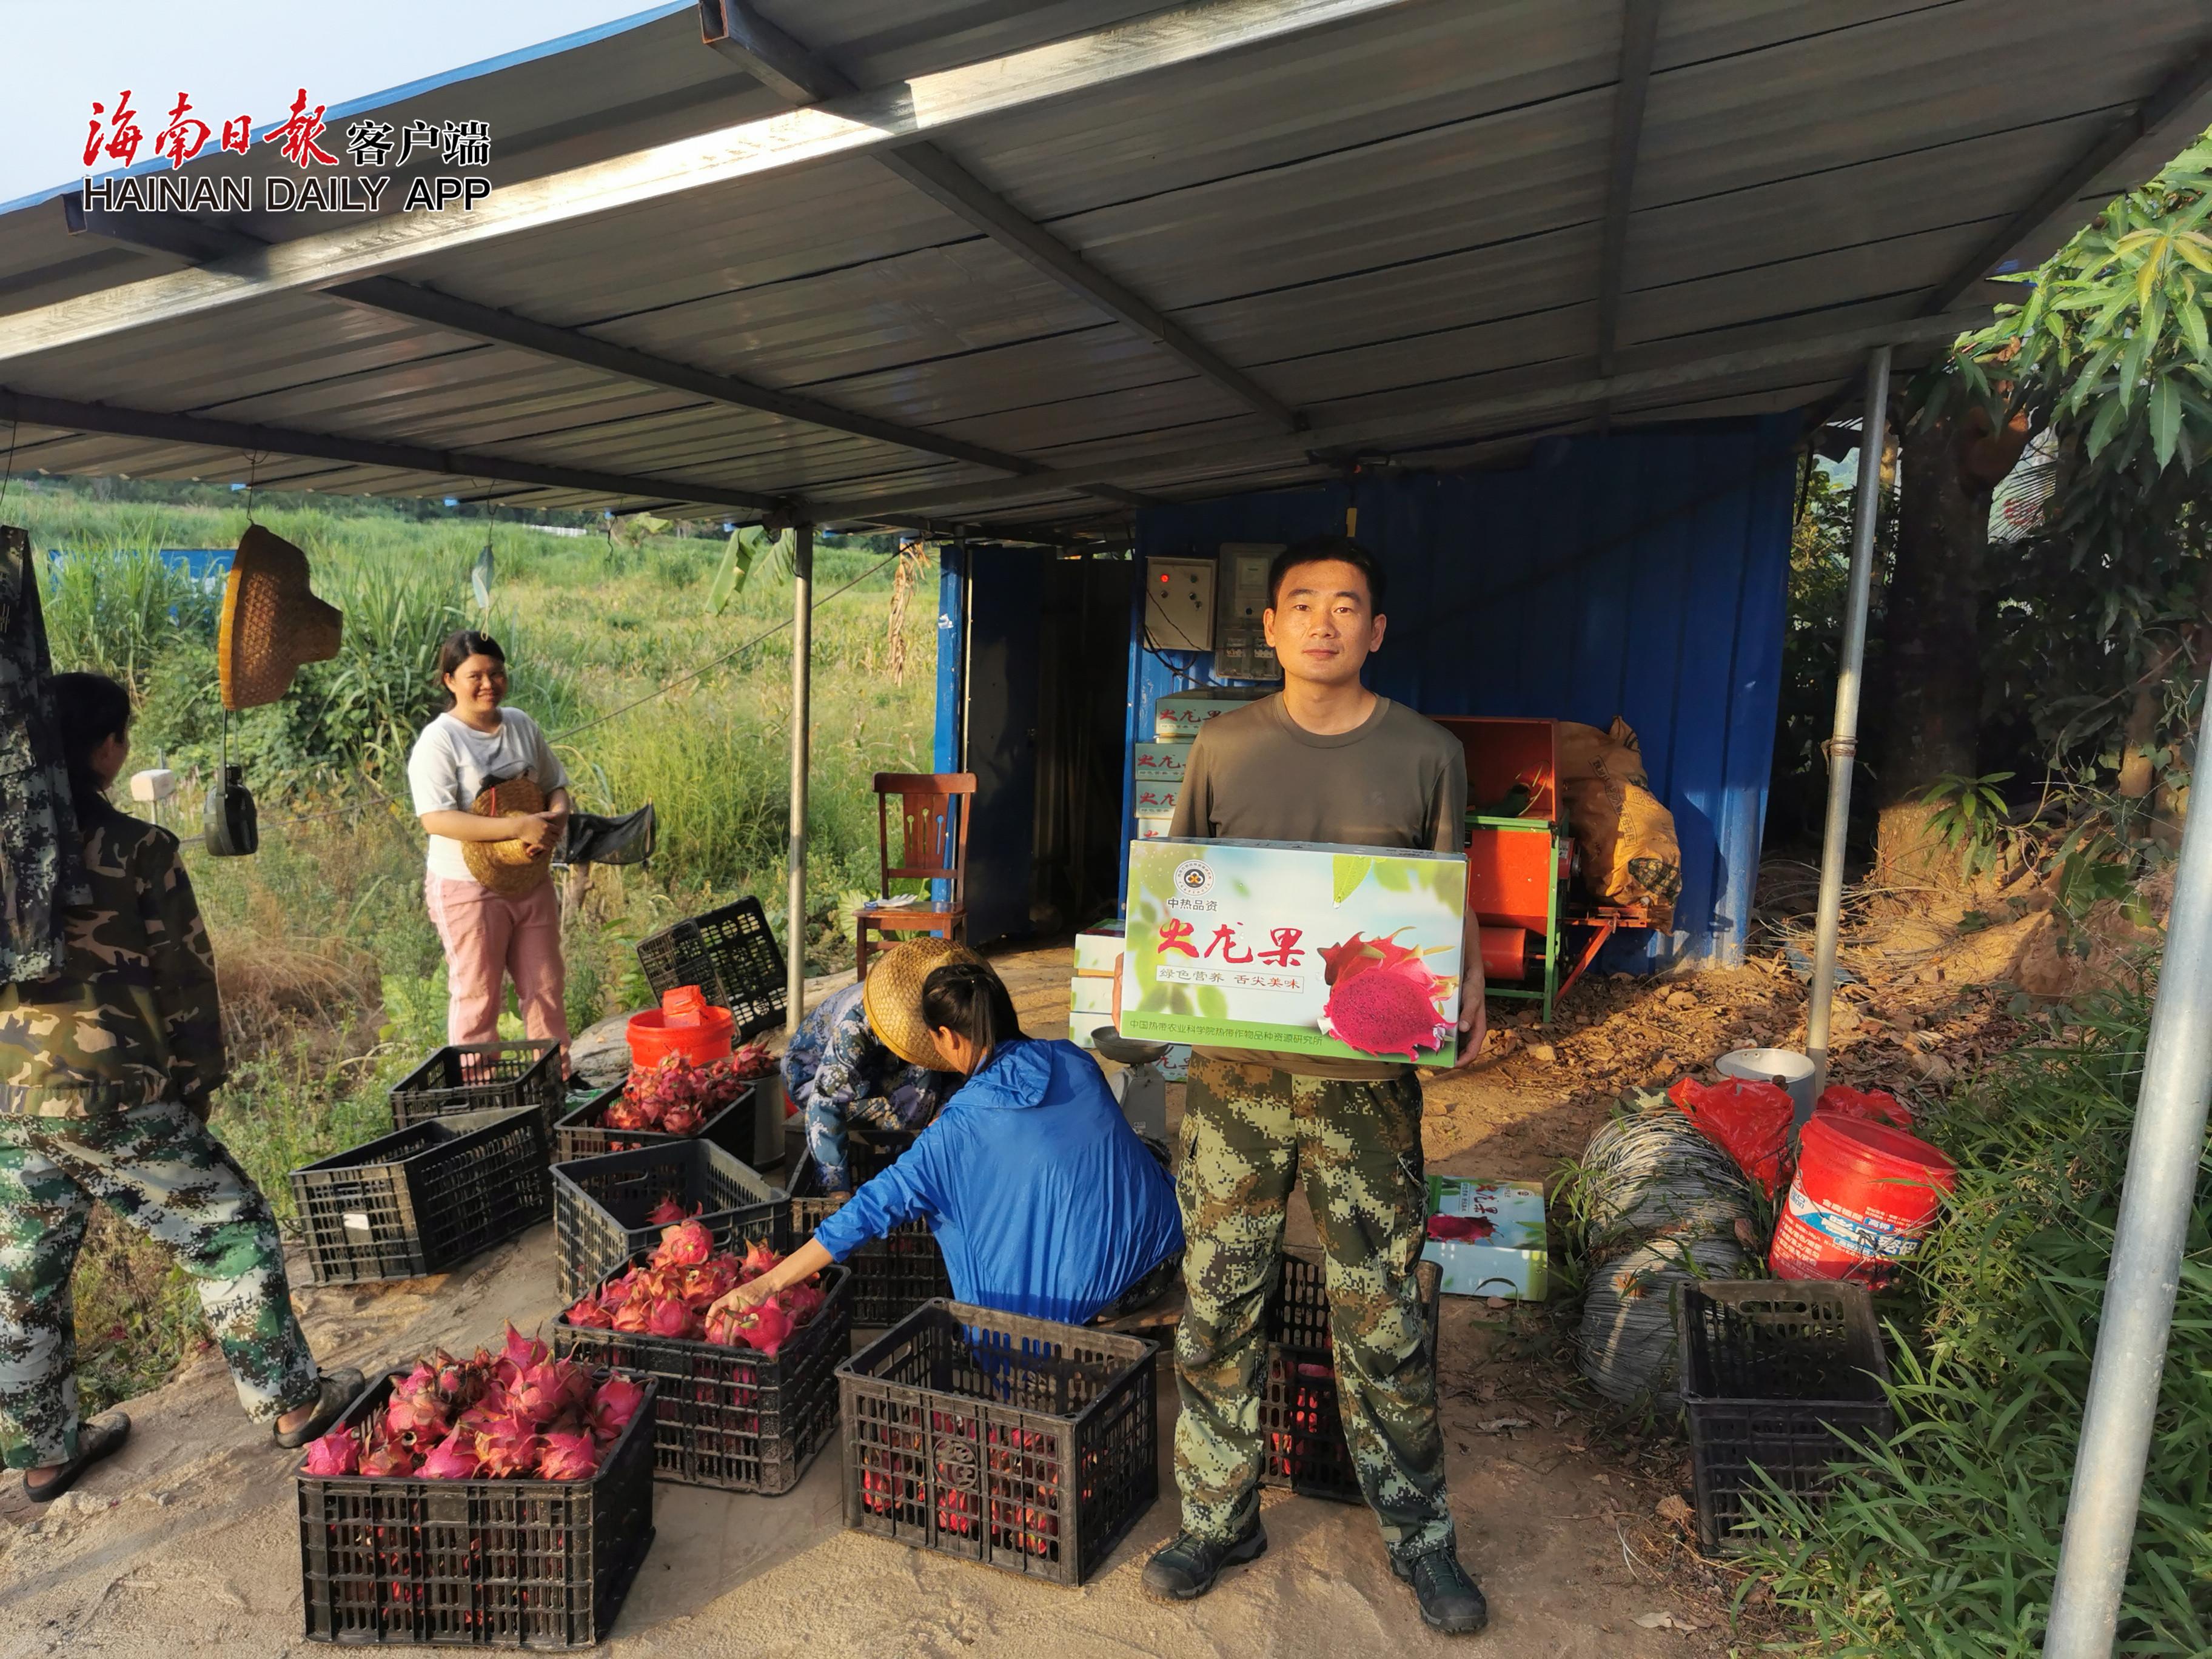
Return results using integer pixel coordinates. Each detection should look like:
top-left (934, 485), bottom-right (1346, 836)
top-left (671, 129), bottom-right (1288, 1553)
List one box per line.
top-left (1144, 557), bottom-right (1216, 652)
top-left (1215, 543), bottom-right (1283, 681)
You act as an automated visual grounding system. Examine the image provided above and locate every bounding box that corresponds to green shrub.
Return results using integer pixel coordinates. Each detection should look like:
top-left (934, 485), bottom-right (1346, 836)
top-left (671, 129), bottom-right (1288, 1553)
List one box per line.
top-left (1740, 993), bottom-right (2209, 1655)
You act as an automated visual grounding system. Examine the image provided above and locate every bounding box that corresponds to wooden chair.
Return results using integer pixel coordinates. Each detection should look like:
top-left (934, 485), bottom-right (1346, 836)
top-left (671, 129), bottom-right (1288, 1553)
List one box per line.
top-left (855, 772), bottom-right (976, 980)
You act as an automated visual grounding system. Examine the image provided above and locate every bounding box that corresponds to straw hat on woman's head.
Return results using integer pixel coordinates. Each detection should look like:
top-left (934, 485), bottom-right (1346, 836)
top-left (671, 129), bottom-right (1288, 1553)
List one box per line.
top-left (864, 937), bottom-right (986, 1070)
top-left (463, 775), bottom-right (554, 897)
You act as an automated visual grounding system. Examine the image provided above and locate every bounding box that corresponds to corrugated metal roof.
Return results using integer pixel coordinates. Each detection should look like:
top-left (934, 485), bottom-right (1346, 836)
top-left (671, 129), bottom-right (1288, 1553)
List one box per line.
top-left (0, 0), bottom-right (2206, 534)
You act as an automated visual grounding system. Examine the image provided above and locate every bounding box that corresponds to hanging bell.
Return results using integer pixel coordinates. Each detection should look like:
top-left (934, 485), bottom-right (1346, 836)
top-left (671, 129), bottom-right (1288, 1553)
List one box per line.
top-left (203, 765), bottom-right (260, 857)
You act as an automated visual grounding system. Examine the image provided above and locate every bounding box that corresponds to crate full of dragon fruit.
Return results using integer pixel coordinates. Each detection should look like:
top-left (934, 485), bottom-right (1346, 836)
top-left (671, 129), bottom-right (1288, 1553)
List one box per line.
top-left (555, 1221), bottom-right (853, 1495)
top-left (550, 1138), bottom-right (786, 1301)
top-left (838, 1300), bottom-right (1158, 1586)
top-left (1121, 837), bottom-right (1468, 1067)
top-left (296, 1326), bottom-right (657, 1648)
top-left (552, 1041), bottom-right (776, 1162)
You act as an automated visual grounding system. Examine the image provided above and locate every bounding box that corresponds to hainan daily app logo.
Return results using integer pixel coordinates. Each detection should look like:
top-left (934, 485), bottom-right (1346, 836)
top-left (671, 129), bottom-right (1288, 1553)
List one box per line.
top-left (79, 88), bottom-right (494, 215)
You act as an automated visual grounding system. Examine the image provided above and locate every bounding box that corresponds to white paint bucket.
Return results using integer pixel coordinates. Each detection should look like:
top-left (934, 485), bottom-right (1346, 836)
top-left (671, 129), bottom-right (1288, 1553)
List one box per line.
top-left (1717, 1047), bottom-right (1817, 1124)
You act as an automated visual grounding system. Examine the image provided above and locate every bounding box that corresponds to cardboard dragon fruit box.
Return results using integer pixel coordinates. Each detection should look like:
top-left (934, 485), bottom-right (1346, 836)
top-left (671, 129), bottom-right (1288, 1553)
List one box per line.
top-left (1121, 837), bottom-right (1467, 1067)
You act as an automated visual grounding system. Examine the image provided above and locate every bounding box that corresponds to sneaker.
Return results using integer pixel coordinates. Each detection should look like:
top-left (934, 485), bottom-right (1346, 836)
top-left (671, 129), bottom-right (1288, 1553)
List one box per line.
top-left (1392, 1547), bottom-right (1489, 1634)
top-left (1141, 1521), bottom-right (1268, 1601)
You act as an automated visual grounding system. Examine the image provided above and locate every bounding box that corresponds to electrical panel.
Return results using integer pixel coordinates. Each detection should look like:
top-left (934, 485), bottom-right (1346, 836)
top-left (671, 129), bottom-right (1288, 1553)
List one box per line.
top-left (1214, 543), bottom-right (1283, 681)
top-left (1143, 556), bottom-right (1216, 651)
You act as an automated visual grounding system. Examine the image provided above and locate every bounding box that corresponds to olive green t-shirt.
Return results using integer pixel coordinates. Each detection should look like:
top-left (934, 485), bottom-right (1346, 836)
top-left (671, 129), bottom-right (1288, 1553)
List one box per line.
top-left (1166, 692), bottom-right (1467, 1081)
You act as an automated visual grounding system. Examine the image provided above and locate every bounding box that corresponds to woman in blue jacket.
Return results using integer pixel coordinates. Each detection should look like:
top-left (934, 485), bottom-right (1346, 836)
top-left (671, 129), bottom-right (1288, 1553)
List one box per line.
top-left (717, 960), bottom-right (1182, 1326)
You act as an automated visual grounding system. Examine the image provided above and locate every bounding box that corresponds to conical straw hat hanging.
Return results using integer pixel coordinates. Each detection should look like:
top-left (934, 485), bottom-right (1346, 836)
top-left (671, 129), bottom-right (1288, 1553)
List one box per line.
top-left (218, 525), bottom-right (343, 711)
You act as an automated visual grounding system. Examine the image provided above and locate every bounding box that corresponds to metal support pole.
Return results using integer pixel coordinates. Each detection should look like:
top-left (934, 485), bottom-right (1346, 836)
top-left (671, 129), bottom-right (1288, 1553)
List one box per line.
top-left (2043, 787), bottom-right (2212, 1655)
top-left (1805, 346), bottom-right (1891, 1099)
top-left (784, 523), bottom-right (814, 1036)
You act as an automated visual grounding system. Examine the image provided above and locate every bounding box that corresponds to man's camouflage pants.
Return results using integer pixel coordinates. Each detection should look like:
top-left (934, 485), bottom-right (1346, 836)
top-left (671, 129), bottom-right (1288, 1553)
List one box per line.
top-left (0, 1095), bottom-right (318, 1469)
top-left (1173, 1056), bottom-right (1453, 1560)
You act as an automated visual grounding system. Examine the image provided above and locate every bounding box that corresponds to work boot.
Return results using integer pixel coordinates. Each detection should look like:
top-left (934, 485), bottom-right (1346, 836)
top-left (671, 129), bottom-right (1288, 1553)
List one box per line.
top-left (1141, 1520), bottom-right (1268, 1601)
top-left (1392, 1547), bottom-right (1490, 1634)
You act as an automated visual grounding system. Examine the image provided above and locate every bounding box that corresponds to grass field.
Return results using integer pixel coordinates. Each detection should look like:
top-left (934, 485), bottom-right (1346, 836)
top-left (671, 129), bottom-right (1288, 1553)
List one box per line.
top-left (21, 478), bottom-right (941, 1414)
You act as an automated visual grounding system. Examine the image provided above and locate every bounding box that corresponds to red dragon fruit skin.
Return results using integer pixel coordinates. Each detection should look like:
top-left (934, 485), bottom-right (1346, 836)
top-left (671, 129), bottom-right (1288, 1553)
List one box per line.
top-left (417, 1427), bottom-right (482, 1481)
top-left (652, 1219), bottom-right (714, 1269)
top-left (588, 1375), bottom-right (646, 1444)
top-left (498, 1322), bottom-right (549, 1381)
top-left (471, 1408), bottom-right (541, 1478)
top-left (564, 1294), bottom-right (615, 1329)
top-left (538, 1430), bottom-right (600, 1483)
top-left (303, 1428), bottom-right (359, 1477)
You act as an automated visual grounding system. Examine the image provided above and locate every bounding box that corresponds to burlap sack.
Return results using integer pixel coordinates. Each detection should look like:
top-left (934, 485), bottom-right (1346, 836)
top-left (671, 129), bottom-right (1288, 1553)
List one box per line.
top-left (1558, 717), bottom-right (1680, 922)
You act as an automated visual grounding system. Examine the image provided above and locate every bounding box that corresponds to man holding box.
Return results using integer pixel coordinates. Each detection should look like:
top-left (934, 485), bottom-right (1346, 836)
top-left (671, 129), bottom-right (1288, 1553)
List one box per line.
top-left (1142, 536), bottom-right (1489, 1634)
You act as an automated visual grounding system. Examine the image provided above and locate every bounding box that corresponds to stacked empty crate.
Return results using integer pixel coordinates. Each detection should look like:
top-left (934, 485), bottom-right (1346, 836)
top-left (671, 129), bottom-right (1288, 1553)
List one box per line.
top-left (788, 1132), bottom-right (953, 1326)
top-left (290, 1044), bottom-right (563, 1285)
top-left (839, 1300), bottom-right (1157, 1586)
top-left (1678, 1279), bottom-right (1892, 1553)
top-left (1261, 1247), bottom-right (1443, 1501)
top-left (635, 896), bottom-right (786, 1041)
top-left (296, 1367), bottom-right (657, 1647)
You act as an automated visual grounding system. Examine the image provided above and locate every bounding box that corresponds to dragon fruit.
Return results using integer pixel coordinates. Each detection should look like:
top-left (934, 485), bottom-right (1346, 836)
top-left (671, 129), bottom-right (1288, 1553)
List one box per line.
top-left (358, 1439), bottom-right (415, 1478)
top-left (726, 1300), bottom-right (793, 1359)
top-left (382, 1390), bottom-right (449, 1446)
top-left (652, 1219), bottom-right (714, 1269)
top-left (471, 1406), bottom-right (542, 1478)
top-left (304, 1428), bottom-right (360, 1477)
top-left (537, 1430), bottom-right (600, 1483)
top-left (588, 1375), bottom-right (646, 1444)
top-left (644, 1196), bottom-right (699, 1227)
top-left (1315, 930), bottom-right (1453, 1060)
top-left (647, 1298), bottom-right (702, 1341)
top-left (497, 1322), bottom-right (549, 1381)
top-left (564, 1293), bottom-right (615, 1329)
top-left (611, 1299), bottom-right (654, 1334)
top-left (512, 1361), bottom-right (578, 1426)
top-left (740, 1238), bottom-right (780, 1281)
top-left (417, 1427), bottom-right (481, 1481)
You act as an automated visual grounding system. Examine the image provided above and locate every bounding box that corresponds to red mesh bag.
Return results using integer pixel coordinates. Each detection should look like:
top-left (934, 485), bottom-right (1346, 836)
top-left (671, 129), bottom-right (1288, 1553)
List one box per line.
top-left (1666, 1075), bottom-right (1794, 1197)
top-left (1813, 1084), bottom-right (1913, 1129)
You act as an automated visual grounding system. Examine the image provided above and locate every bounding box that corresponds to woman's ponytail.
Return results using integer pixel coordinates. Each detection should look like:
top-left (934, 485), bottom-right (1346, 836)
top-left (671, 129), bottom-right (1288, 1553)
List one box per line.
top-left (920, 961), bottom-right (1024, 1069)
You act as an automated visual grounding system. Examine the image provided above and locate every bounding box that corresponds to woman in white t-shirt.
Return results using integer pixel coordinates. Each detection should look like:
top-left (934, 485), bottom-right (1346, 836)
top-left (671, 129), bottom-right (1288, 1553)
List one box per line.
top-left (405, 630), bottom-right (574, 1054)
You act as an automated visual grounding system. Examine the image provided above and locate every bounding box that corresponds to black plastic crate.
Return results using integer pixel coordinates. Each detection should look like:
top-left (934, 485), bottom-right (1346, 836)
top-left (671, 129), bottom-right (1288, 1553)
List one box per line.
top-left (788, 1142), bottom-right (953, 1327)
top-left (290, 1108), bottom-right (552, 1285)
top-left (1260, 1247), bottom-right (1444, 1503)
top-left (635, 897), bottom-right (786, 1039)
top-left (389, 1043), bottom-right (565, 1138)
top-left (551, 1139), bottom-right (786, 1301)
top-left (557, 1262), bottom-right (852, 1493)
top-left (297, 1367), bottom-right (655, 1648)
top-left (839, 1300), bottom-right (1157, 1586)
top-left (551, 1076), bottom-right (769, 1165)
top-left (1679, 1279), bottom-right (1892, 1554)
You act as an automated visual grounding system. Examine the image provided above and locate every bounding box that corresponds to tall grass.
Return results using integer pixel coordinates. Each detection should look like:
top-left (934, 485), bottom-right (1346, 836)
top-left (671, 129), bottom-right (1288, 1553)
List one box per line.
top-left (1740, 991), bottom-right (2210, 1655)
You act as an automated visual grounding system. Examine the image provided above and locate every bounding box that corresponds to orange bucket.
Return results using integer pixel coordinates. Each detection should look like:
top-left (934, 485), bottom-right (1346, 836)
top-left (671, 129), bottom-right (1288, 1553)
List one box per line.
top-left (626, 985), bottom-right (734, 1070)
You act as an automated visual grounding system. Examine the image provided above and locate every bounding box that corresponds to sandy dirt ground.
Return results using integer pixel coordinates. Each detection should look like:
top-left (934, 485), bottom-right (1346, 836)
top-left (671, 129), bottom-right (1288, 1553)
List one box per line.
top-left (10, 939), bottom-right (1998, 1658)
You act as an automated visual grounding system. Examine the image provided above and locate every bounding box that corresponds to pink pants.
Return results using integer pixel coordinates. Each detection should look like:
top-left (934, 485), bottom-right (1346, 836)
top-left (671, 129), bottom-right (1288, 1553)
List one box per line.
top-left (424, 874), bottom-right (571, 1052)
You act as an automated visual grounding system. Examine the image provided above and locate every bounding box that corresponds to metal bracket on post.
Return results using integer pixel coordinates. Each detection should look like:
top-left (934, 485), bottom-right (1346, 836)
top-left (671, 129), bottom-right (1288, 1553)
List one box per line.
top-left (1805, 346), bottom-right (1892, 1098)
top-left (785, 523), bottom-right (814, 1036)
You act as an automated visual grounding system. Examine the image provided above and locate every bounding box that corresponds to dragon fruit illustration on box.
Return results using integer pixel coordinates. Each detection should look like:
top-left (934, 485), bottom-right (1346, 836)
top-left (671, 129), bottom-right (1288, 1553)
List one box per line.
top-left (1121, 837), bottom-right (1467, 1067)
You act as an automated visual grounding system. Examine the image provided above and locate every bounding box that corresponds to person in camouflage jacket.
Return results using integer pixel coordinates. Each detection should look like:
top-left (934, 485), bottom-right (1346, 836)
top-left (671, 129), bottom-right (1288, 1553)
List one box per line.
top-left (0, 674), bottom-right (360, 1499)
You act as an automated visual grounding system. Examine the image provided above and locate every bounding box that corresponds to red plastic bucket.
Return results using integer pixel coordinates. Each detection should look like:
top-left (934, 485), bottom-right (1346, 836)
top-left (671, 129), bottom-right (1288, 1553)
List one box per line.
top-left (626, 985), bottom-right (734, 1070)
top-left (1769, 1113), bottom-right (1956, 1286)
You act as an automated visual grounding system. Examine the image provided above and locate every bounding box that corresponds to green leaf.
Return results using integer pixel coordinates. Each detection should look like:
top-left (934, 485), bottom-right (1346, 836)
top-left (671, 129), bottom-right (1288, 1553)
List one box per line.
top-left (1331, 854), bottom-right (1373, 905)
top-left (2085, 391), bottom-right (2128, 461)
top-left (2177, 294), bottom-right (2210, 362)
top-left (2151, 375), bottom-right (2182, 469)
top-left (707, 531), bottom-right (746, 615)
